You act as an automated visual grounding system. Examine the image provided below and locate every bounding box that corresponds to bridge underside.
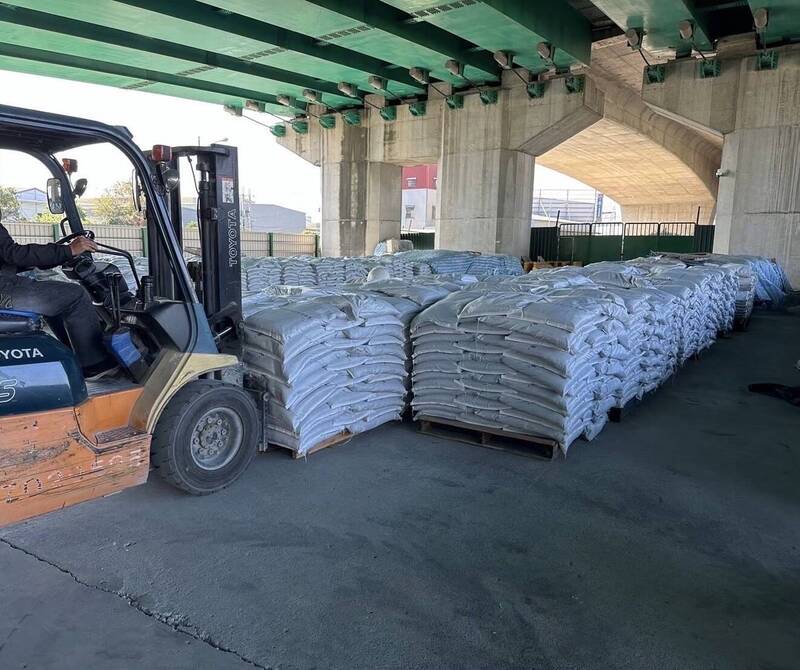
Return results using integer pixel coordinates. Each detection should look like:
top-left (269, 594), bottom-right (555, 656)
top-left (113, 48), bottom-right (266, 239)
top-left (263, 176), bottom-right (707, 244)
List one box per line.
top-left (539, 117), bottom-right (717, 224)
top-left (0, 1), bottom-right (798, 278)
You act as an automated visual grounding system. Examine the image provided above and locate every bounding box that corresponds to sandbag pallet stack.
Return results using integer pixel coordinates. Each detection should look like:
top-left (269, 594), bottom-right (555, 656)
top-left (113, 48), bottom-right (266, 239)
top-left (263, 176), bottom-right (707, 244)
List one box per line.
top-left (240, 277), bottom-right (465, 458)
top-left (410, 283), bottom-right (632, 455)
top-left (242, 292), bottom-right (410, 457)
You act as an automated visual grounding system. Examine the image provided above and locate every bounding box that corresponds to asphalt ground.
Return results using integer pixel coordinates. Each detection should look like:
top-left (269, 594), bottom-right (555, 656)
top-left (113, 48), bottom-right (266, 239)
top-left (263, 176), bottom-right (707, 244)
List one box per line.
top-left (1, 311), bottom-right (798, 669)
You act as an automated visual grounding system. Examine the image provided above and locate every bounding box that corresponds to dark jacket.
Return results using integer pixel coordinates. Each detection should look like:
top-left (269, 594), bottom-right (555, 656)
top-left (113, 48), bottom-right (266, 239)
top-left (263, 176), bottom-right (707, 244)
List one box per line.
top-left (0, 222), bottom-right (72, 274)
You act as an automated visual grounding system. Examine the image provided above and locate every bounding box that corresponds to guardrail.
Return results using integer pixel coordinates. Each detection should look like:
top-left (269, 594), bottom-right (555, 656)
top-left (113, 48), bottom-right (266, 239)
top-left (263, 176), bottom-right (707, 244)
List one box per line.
top-left (3, 223), bottom-right (319, 258)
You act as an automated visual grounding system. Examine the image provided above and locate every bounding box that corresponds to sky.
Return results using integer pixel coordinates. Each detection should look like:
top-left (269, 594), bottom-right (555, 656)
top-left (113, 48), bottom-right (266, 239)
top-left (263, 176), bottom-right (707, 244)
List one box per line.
top-left (0, 69), bottom-right (611, 220)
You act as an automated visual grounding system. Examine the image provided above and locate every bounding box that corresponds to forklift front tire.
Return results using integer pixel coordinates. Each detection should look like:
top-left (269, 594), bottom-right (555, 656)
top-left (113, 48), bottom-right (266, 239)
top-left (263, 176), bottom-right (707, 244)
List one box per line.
top-left (151, 379), bottom-right (259, 495)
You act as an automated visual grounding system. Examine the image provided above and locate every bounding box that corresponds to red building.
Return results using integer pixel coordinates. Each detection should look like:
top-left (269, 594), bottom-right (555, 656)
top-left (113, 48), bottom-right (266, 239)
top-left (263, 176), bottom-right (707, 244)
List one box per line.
top-left (401, 164), bottom-right (438, 230)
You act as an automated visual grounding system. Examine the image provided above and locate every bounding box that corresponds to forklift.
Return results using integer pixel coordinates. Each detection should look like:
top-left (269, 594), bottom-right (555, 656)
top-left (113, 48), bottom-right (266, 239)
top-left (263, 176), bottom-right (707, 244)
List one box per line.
top-left (0, 104), bottom-right (260, 527)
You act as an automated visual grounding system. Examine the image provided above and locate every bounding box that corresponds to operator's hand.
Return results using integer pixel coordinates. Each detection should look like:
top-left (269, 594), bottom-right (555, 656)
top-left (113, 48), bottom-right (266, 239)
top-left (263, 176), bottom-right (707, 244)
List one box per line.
top-left (68, 236), bottom-right (98, 257)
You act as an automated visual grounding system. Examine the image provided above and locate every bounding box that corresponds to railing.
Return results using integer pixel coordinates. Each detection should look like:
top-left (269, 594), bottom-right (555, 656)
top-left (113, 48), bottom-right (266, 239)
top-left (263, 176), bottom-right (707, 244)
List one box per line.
top-left (2, 223), bottom-right (319, 258)
top-left (400, 231), bottom-right (435, 250)
top-left (530, 222), bottom-right (715, 264)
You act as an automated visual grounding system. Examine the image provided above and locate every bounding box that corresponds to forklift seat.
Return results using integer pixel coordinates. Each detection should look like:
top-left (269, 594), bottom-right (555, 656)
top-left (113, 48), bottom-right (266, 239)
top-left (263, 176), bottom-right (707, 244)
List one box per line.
top-left (0, 309), bottom-right (43, 335)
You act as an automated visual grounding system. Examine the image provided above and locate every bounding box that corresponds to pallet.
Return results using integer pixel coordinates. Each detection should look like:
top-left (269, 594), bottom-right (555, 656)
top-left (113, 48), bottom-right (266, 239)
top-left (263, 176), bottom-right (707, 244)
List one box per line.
top-left (608, 390), bottom-right (654, 423)
top-left (417, 415), bottom-right (559, 461)
top-left (265, 430), bottom-right (354, 460)
top-left (733, 316), bottom-right (751, 332)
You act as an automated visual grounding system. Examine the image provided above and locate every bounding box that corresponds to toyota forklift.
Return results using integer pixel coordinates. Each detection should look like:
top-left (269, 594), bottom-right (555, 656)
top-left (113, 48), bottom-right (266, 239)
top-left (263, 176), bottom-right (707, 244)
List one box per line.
top-left (0, 104), bottom-right (260, 527)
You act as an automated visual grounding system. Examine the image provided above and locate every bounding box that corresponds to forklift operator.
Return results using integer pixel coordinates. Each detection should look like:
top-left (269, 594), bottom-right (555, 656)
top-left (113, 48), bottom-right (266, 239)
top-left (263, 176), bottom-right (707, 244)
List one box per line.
top-left (0, 210), bottom-right (116, 379)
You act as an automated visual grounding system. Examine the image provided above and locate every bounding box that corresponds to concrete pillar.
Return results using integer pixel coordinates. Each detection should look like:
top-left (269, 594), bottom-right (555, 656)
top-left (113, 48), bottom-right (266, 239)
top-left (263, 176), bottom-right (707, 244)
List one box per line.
top-left (643, 41), bottom-right (800, 283)
top-left (436, 83), bottom-right (533, 257)
top-left (319, 120), bottom-right (401, 257)
top-left (437, 147), bottom-right (534, 255)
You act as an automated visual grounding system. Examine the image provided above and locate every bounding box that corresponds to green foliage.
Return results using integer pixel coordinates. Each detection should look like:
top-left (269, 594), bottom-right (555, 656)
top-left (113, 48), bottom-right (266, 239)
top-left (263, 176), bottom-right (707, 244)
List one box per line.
top-left (0, 186), bottom-right (22, 221)
top-left (93, 180), bottom-right (144, 226)
top-left (35, 204), bottom-right (88, 225)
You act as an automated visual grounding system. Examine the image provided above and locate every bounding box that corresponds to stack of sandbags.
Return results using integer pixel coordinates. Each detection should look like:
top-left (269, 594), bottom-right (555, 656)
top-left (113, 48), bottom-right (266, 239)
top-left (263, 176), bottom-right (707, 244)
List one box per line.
top-left (397, 250), bottom-right (478, 274)
top-left (243, 257), bottom-right (282, 291)
top-left (279, 257), bottom-right (316, 286)
top-left (466, 253), bottom-right (523, 276)
top-left (242, 292), bottom-right (409, 456)
top-left (716, 254), bottom-right (791, 304)
top-left (411, 286), bottom-right (632, 453)
top-left (311, 257), bottom-right (345, 287)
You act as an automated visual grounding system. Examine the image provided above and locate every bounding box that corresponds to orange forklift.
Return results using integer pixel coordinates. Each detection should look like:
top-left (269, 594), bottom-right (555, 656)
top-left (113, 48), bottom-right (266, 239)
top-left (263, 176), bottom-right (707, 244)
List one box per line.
top-left (0, 104), bottom-right (261, 527)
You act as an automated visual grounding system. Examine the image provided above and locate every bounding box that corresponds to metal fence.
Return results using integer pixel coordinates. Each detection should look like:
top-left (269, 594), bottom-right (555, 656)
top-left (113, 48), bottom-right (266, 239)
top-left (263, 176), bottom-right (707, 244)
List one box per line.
top-left (401, 230), bottom-right (435, 250)
top-left (3, 223), bottom-right (319, 258)
top-left (531, 222), bottom-right (715, 265)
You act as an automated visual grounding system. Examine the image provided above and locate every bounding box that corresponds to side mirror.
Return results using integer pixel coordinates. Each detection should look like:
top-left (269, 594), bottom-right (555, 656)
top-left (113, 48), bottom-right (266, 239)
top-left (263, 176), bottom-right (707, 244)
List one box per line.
top-left (131, 169), bottom-right (143, 212)
top-left (46, 177), bottom-right (65, 214)
top-left (73, 178), bottom-right (88, 198)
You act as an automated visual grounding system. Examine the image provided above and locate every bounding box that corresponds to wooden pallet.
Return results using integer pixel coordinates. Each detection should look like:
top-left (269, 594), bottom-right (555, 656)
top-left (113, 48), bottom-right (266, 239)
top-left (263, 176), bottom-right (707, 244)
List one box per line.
top-left (265, 431), bottom-right (354, 460)
top-left (417, 416), bottom-right (559, 461)
top-left (608, 391), bottom-right (653, 423)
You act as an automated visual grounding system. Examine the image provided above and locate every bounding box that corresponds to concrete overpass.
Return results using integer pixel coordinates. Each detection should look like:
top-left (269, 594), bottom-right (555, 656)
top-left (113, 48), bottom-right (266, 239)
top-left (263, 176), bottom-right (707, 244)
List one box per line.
top-left (0, 1), bottom-right (798, 280)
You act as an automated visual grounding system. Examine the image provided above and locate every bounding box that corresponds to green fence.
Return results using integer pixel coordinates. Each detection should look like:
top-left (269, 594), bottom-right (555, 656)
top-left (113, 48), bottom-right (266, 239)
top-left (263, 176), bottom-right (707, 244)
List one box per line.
top-left (401, 231), bottom-right (435, 250)
top-left (531, 222), bottom-right (715, 265)
top-left (3, 222), bottom-right (320, 258)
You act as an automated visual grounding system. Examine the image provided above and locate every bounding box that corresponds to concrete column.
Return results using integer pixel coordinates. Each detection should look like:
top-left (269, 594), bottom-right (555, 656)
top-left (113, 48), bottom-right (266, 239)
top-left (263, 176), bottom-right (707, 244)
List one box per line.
top-left (436, 72), bottom-right (600, 256)
top-left (319, 120), bottom-right (401, 257)
top-left (437, 147), bottom-right (534, 255)
top-left (435, 84), bottom-right (535, 257)
top-left (365, 162), bottom-right (401, 254)
top-left (643, 41), bottom-right (800, 283)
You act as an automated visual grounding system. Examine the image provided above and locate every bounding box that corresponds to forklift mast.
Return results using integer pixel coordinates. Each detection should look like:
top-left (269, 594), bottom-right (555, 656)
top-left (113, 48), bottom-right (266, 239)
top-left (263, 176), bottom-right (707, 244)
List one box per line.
top-left (147, 145), bottom-right (243, 351)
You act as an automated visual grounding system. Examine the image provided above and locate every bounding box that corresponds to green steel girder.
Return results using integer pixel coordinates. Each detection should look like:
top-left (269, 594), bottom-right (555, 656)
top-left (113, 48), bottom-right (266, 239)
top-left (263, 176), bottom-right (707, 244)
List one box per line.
top-left (591, 1), bottom-right (714, 53)
top-left (302, 0), bottom-right (499, 79)
top-left (115, 0), bottom-right (424, 91)
top-left (0, 3), bottom-right (351, 104)
top-left (477, 0), bottom-right (593, 66)
top-left (0, 42), bottom-right (308, 111)
top-left (747, 1), bottom-right (800, 46)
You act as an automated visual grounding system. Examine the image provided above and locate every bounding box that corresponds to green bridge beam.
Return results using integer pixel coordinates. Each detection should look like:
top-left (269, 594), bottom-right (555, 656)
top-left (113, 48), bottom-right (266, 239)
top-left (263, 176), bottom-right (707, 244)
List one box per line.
top-left (0, 42), bottom-right (308, 111)
top-left (591, 0), bottom-right (713, 52)
top-left (478, 0), bottom-right (593, 65)
top-left (302, 0), bottom-right (499, 79)
top-left (115, 0), bottom-right (424, 91)
top-left (0, 4), bottom-right (350, 103)
top-left (746, 1), bottom-right (800, 46)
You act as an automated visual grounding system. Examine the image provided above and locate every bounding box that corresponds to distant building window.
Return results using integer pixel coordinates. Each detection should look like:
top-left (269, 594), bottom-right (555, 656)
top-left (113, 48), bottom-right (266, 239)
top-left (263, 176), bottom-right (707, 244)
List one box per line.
top-left (406, 177), bottom-right (417, 188)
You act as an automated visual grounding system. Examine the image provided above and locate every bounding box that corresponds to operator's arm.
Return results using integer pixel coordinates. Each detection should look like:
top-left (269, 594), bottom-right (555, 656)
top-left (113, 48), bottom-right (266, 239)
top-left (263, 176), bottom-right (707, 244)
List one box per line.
top-left (0, 222), bottom-right (72, 270)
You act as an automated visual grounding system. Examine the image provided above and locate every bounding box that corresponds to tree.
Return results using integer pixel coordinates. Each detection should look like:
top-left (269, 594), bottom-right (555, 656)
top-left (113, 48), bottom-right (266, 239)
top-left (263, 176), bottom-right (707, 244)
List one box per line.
top-left (93, 180), bottom-right (144, 226)
top-left (36, 204), bottom-right (89, 225)
top-left (0, 186), bottom-right (22, 221)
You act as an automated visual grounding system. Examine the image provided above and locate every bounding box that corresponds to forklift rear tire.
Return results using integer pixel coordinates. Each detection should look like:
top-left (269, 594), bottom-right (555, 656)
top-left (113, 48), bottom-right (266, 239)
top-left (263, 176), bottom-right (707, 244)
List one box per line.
top-left (151, 380), bottom-right (259, 495)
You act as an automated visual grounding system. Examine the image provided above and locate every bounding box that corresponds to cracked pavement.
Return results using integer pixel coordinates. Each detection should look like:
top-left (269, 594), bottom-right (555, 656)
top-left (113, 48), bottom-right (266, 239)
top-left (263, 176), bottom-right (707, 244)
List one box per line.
top-left (1, 313), bottom-right (799, 669)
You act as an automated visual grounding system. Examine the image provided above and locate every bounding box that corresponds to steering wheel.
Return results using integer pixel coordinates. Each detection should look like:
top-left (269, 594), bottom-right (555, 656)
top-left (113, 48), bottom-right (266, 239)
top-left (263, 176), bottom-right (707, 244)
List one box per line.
top-left (55, 230), bottom-right (95, 246)
top-left (57, 229), bottom-right (141, 289)
top-left (56, 230), bottom-right (96, 267)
